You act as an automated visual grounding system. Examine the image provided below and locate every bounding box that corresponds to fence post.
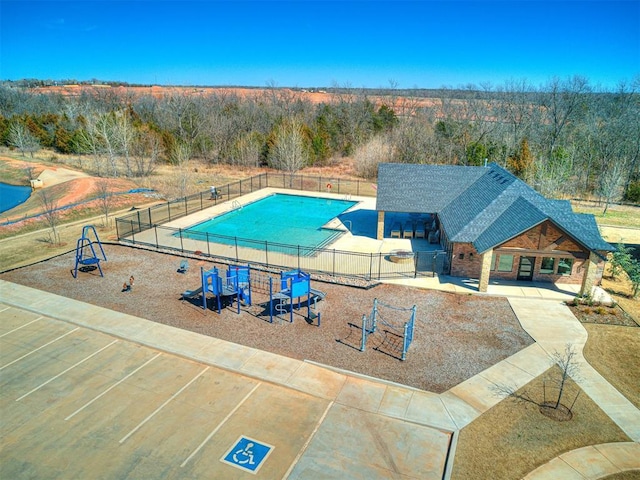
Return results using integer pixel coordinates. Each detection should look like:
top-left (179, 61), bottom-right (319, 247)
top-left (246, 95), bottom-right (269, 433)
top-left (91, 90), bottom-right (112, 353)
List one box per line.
top-left (371, 298), bottom-right (378, 333)
top-left (154, 226), bottom-right (159, 248)
top-left (402, 322), bottom-right (409, 361)
top-left (179, 228), bottom-right (184, 253)
top-left (369, 253), bottom-right (373, 281)
top-left (360, 314), bottom-right (367, 352)
top-left (333, 250), bottom-right (336, 277)
top-left (378, 253), bottom-right (382, 280)
top-left (206, 232), bottom-right (211, 257)
top-left (265, 241), bottom-right (269, 267)
top-left (269, 277), bottom-right (274, 323)
top-left (297, 245), bottom-right (301, 270)
top-left (235, 237), bottom-right (239, 262)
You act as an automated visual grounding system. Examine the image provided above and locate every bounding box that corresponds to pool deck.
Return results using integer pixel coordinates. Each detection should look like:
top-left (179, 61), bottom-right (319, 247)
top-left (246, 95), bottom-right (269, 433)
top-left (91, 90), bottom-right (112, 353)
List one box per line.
top-left (125, 189), bottom-right (440, 276)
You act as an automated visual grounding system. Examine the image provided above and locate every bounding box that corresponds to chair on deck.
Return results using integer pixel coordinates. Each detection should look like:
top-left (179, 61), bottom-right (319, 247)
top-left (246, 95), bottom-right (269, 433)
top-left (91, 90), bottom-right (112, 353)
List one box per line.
top-left (414, 222), bottom-right (425, 238)
top-left (390, 222), bottom-right (402, 238)
top-left (403, 221), bottom-right (414, 238)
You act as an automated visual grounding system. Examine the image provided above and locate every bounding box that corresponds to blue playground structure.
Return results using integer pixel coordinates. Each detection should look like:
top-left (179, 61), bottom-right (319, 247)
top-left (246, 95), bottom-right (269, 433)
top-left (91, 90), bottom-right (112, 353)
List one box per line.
top-left (268, 269), bottom-right (324, 325)
top-left (182, 265), bottom-right (252, 314)
top-left (360, 298), bottom-right (416, 361)
top-left (72, 225), bottom-right (107, 278)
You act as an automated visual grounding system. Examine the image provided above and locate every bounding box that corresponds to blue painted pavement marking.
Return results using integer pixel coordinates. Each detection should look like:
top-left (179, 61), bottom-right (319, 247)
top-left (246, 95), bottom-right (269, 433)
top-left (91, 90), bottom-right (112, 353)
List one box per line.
top-left (221, 436), bottom-right (274, 474)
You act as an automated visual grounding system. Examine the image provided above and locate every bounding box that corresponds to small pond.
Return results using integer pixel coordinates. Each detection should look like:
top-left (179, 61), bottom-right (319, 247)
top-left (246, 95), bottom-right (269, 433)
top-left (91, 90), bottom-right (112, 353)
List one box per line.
top-left (0, 183), bottom-right (31, 214)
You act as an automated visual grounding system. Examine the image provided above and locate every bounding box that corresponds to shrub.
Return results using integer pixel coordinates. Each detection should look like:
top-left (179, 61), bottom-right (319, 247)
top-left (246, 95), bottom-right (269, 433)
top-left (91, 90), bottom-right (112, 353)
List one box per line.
top-left (623, 180), bottom-right (640, 203)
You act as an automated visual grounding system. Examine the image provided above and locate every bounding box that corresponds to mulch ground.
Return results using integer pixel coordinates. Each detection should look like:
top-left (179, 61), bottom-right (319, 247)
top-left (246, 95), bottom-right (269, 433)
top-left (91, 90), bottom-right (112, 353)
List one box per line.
top-left (0, 244), bottom-right (534, 393)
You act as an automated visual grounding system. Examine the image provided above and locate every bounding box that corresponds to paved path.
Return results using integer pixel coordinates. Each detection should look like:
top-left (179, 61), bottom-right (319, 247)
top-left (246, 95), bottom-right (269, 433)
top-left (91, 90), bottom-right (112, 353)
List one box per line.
top-left (509, 298), bottom-right (640, 443)
top-left (523, 442), bottom-right (640, 479)
top-left (1, 280), bottom-right (638, 479)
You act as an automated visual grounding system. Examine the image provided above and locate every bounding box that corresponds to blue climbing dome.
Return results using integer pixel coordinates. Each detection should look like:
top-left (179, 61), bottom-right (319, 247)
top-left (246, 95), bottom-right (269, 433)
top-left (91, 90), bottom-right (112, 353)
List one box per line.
top-left (72, 225), bottom-right (107, 278)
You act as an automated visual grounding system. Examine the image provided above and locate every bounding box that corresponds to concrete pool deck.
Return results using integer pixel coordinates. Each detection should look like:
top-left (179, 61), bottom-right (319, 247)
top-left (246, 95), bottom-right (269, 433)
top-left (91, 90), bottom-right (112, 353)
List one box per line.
top-left (1, 279), bottom-right (638, 479)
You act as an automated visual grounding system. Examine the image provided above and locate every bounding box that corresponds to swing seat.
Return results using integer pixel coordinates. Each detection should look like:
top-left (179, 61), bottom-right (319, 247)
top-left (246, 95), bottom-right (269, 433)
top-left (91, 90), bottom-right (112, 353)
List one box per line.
top-left (79, 257), bottom-right (100, 265)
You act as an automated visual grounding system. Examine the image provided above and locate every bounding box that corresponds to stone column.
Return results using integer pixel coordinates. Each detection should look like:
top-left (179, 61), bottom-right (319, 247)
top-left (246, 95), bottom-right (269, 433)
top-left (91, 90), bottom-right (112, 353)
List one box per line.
top-left (377, 211), bottom-right (385, 240)
top-left (580, 251), bottom-right (600, 297)
top-left (478, 249), bottom-right (493, 292)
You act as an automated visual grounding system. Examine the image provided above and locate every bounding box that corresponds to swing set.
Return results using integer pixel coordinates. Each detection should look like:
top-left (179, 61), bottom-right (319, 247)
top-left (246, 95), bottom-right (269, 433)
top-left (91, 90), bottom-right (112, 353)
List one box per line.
top-left (72, 225), bottom-right (107, 278)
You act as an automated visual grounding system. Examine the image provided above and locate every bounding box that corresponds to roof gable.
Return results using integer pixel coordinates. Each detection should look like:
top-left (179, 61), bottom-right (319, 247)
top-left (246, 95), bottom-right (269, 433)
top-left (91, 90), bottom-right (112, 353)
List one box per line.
top-left (375, 162), bottom-right (614, 254)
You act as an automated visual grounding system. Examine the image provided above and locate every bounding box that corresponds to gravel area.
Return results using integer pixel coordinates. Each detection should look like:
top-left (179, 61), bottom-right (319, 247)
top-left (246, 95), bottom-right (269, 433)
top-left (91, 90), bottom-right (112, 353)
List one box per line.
top-left (1, 244), bottom-right (534, 393)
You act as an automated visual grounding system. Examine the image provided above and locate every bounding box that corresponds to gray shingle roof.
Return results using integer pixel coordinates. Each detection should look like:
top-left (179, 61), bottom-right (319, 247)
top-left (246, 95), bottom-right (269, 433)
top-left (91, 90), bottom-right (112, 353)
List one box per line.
top-left (376, 162), bottom-right (614, 254)
top-left (376, 163), bottom-right (483, 213)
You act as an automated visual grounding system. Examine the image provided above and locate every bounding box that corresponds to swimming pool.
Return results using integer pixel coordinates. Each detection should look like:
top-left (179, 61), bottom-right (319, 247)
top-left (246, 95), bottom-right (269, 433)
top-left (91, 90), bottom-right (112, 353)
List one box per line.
top-left (180, 194), bottom-right (358, 250)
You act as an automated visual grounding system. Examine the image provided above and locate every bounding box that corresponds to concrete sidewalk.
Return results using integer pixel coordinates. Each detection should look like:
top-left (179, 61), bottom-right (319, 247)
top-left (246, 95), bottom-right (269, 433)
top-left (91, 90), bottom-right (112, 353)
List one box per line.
top-left (523, 442), bottom-right (640, 479)
top-left (509, 298), bottom-right (640, 443)
top-left (1, 280), bottom-right (637, 479)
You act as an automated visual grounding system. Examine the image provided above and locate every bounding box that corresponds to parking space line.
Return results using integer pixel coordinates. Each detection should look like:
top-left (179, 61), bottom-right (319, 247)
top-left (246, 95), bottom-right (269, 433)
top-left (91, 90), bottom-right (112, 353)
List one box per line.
top-left (16, 340), bottom-right (119, 401)
top-left (281, 400), bottom-right (334, 480)
top-left (0, 316), bottom-right (44, 337)
top-left (0, 306), bottom-right (10, 313)
top-left (65, 352), bottom-right (162, 421)
top-left (119, 366), bottom-right (210, 444)
top-left (181, 382), bottom-right (261, 468)
top-left (0, 327), bottom-right (79, 371)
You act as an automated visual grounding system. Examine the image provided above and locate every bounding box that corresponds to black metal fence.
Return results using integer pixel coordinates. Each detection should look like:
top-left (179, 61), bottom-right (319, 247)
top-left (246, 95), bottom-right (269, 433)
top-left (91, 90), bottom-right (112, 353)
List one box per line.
top-left (115, 173), bottom-right (447, 280)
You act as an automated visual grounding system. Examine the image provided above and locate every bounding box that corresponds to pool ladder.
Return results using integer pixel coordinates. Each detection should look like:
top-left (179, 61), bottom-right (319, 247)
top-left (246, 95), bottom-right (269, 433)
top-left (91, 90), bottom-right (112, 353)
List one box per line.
top-left (231, 200), bottom-right (242, 210)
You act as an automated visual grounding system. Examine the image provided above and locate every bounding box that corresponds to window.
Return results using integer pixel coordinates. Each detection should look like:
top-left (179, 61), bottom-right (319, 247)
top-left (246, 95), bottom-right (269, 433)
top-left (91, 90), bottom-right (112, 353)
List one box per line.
top-left (557, 258), bottom-right (573, 276)
top-left (490, 253), bottom-right (496, 271)
top-left (497, 254), bottom-right (514, 272)
top-left (540, 257), bottom-right (555, 274)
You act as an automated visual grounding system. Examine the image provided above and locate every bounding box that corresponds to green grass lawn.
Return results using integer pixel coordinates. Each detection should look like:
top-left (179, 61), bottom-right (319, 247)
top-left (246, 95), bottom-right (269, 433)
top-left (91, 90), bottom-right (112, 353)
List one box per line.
top-left (573, 202), bottom-right (640, 229)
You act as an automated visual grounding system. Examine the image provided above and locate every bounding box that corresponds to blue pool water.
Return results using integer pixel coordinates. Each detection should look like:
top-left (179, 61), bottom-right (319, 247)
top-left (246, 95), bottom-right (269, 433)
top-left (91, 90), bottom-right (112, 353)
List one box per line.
top-left (181, 194), bottom-right (357, 249)
top-left (0, 183), bottom-right (31, 214)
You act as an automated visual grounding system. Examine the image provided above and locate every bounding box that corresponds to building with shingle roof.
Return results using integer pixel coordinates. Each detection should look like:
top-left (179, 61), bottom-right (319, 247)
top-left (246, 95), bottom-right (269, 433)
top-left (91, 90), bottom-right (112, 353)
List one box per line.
top-left (375, 162), bottom-right (614, 295)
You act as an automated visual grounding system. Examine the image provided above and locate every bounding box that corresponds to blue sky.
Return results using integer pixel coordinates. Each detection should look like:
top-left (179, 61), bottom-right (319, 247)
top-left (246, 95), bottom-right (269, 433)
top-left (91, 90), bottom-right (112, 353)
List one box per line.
top-left (1, 1), bottom-right (638, 89)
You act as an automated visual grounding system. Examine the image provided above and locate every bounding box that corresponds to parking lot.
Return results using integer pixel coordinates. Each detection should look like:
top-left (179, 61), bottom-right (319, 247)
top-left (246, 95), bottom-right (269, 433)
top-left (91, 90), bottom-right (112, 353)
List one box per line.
top-left (0, 293), bottom-right (452, 479)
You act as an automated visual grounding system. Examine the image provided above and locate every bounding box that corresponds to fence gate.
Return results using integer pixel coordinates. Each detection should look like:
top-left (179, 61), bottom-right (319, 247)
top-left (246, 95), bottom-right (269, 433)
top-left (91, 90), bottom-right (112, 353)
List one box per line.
top-left (415, 250), bottom-right (449, 276)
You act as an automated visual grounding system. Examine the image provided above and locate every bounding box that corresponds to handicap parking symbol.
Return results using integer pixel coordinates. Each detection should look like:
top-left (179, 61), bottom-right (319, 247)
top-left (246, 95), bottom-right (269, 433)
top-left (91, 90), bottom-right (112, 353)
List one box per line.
top-left (221, 436), bottom-right (274, 474)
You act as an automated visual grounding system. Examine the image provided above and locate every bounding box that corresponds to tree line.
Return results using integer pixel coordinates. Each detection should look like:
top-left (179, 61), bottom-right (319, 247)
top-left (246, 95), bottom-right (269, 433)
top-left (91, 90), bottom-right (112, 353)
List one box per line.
top-left (0, 75), bottom-right (638, 205)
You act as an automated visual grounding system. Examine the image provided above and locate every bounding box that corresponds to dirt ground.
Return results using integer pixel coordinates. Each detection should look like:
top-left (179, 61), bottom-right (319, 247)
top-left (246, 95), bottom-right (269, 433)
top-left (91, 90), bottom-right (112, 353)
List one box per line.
top-left (0, 243), bottom-right (533, 393)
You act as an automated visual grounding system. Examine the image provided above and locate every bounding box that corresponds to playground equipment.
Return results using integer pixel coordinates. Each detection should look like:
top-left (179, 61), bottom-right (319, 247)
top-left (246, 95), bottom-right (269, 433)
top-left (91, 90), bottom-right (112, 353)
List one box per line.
top-left (182, 265), bottom-right (251, 314)
top-left (268, 269), bottom-right (324, 325)
top-left (72, 225), bottom-right (107, 278)
top-left (228, 264), bottom-right (251, 306)
top-left (177, 259), bottom-right (189, 274)
top-left (360, 298), bottom-right (416, 361)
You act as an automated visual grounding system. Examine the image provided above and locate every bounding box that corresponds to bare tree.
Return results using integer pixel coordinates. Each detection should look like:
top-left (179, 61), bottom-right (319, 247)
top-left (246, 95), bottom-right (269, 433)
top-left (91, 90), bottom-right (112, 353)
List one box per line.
top-left (354, 134), bottom-right (394, 178)
top-left (8, 122), bottom-right (41, 158)
top-left (539, 76), bottom-right (591, 159)
top-left (267, 118), bottom-right (309, 184)
top-left (170, 142), bottom-right (193, 199)
top-left (491, 344), bottom-right (581, 420)
top-left (95, 178), bottom-right (115, 227)
top-left (599, 158), bottom-right (628, 214)
top-left (132, 126), bottom-right (161, 177)
top-left (38, 189), bottom-right (61, 245)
